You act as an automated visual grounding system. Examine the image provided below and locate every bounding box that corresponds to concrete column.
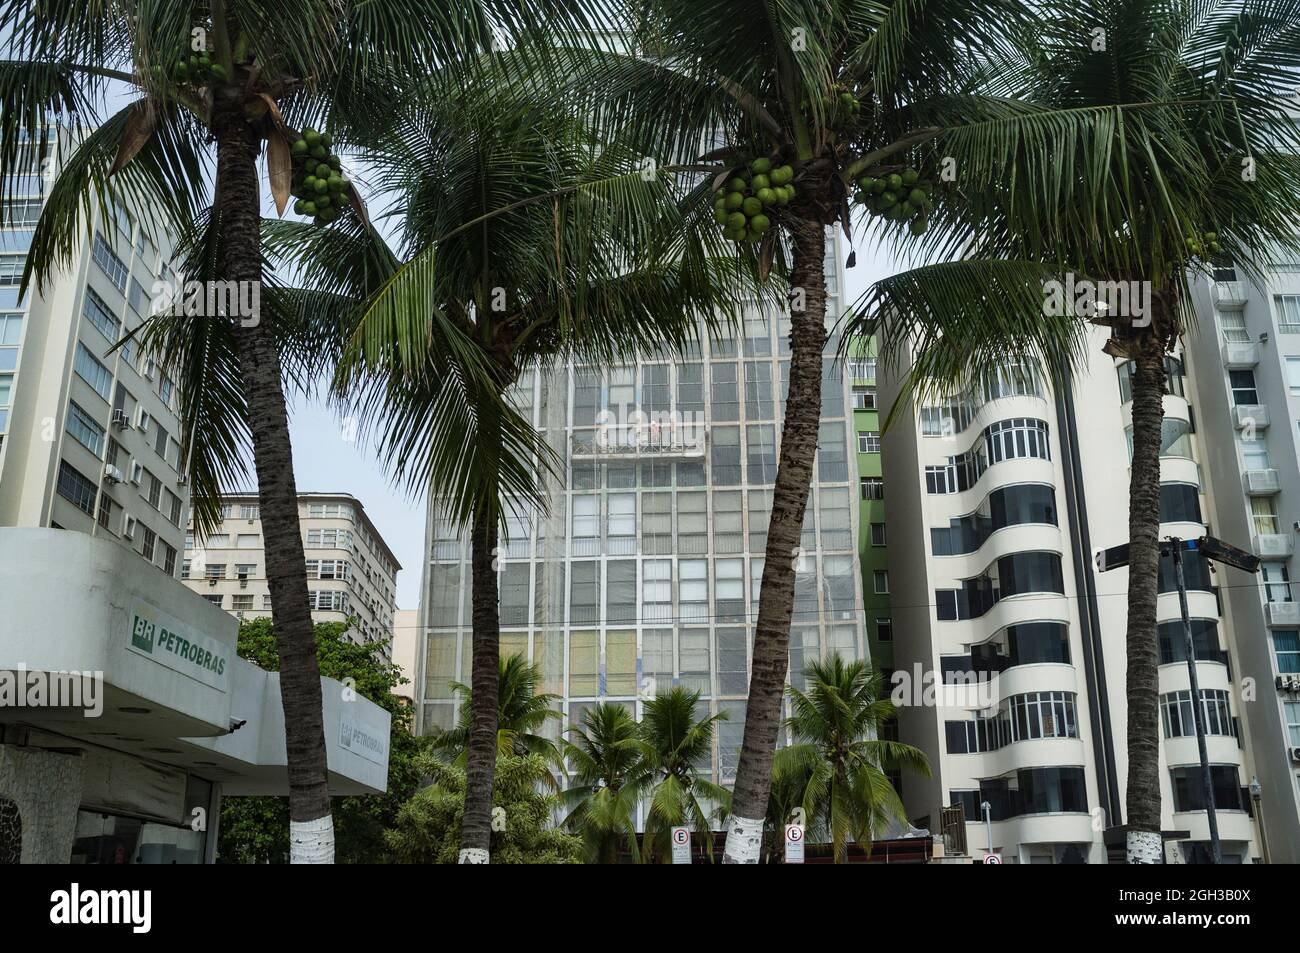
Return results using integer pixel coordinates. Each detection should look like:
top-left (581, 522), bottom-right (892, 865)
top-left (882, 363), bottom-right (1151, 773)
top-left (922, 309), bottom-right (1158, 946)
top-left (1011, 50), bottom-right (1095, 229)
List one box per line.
top-left (0, 744), bottom-right (85, 862)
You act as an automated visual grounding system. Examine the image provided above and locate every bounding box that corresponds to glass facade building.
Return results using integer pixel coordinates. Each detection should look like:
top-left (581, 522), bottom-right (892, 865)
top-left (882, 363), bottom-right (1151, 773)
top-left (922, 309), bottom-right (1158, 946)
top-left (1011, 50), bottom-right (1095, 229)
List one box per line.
top-left (416, 232), bottom-right (868, 784)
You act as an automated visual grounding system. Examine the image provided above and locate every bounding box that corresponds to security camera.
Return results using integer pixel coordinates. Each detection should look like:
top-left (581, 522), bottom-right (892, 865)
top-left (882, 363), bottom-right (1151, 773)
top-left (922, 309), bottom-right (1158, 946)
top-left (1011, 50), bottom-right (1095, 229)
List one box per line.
top-left (228, 717), bottom-right (247, 733)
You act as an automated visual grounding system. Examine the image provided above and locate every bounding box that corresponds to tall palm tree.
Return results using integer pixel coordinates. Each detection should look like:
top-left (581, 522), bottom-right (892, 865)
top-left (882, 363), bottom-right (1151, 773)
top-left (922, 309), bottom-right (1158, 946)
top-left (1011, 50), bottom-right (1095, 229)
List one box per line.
top-left (432, 653), bottom-right (563, 767)
top-left (775, 654), bottom-right (929, 863)
top-left (637, 687), bottom-right (731, 863)
top-left (859, 0), bottom-right (1300, 862)
top-left (0, 0), bottom-right (593, 862)
top-left (561, 702), bottom-right (645, 863)
top-left (576, 0), bottom-right (1089, 861)
top-left (330, 71), bottom-right (741, 862)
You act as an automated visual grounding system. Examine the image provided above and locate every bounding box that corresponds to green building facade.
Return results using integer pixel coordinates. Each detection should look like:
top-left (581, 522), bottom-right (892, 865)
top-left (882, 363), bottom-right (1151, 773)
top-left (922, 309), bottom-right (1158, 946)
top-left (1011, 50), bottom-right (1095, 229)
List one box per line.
top-left (850, 337), bottom-right (892, 677)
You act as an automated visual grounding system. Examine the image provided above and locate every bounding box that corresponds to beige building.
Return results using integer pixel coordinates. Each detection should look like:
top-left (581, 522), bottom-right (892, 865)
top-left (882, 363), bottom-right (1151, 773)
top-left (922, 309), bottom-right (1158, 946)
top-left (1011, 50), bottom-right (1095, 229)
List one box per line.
top-left (183, 492), bottom-right (400, 661)
top-left (0, 132), bottom-right (190, 574)
top-left (392, 608), bottom-right (420, 706)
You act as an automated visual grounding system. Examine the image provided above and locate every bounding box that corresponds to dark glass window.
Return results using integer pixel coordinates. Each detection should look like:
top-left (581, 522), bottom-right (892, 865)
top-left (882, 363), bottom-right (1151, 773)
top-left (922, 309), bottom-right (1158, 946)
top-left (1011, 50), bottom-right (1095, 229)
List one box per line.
top-left (931, 483), bottom-right (1057, 556)
top-left (1169, 765), bottom-right (1245, 813)
top-left (1158, 549), bottom-right (1214, 594)
top-left (1159, 483), bottom-right (1202, 524)
top-left (1157, 619), bottom-right (1225, 665)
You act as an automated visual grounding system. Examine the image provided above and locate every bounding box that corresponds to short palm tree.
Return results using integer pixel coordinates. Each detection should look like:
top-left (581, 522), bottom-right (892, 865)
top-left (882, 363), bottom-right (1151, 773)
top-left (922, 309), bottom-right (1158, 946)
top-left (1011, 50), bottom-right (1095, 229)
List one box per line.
top-left (560, 703), bottom-right (645, 864)
top-left (332, 71), bottom-right (740, 862)
top-left (637, 687), bottom-right (731, 863)
top-left (0, 1), bottom-right (593, 863)
top-left (775, 654), bottom-right (929, 864)
top-left (432, 654), bottom-right (563, 768)
top-left (859, 0), bottom-right (1300, 863)
top-left (577, 0), bottom-right (1087, 861)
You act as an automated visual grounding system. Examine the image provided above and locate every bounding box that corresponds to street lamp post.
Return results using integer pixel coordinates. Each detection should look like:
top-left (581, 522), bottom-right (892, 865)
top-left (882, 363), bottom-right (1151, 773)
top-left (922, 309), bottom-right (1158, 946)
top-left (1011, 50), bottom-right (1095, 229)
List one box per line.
top-left (981, 800), bottom-right (993, 857)
top-left (1250, 776), bottom-right (1270, 863)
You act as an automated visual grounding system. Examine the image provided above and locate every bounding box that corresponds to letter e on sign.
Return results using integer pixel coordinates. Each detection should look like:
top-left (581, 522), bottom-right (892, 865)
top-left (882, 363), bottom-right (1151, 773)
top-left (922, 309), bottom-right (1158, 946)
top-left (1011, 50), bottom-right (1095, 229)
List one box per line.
top-left (784, 824), bottom-right (805, 864)
top-left (671, 826), bottom-right (691, 864)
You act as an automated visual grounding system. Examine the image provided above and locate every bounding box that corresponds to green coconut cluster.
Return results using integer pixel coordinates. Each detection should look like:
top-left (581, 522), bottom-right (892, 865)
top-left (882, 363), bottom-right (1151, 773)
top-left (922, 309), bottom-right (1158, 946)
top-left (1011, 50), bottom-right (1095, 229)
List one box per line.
top-left (853, 167), bottom-right (933, 236)
top-left (289, 129), bottom-right (349, 226)
top-left (712, 157), bottom-right (796, 243)
top-left (167, 51), bottom-right (228, 85)
top-left (1186, 229), bottom-right (1223, 258)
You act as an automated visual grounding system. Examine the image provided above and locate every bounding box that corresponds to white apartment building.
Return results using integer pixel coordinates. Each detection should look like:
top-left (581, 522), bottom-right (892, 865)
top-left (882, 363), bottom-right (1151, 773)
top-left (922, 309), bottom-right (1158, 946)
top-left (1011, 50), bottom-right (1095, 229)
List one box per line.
top-left (881, 326), bottom-right (1264, 863)
top-left (0, 131), bottom-right (190, 574)
top-left (415, 234), bottom-right (868, 789)
top-left (1185, 262), bottom-right (1300, 862)
top-left (183, 492), bottom-right (400, 660)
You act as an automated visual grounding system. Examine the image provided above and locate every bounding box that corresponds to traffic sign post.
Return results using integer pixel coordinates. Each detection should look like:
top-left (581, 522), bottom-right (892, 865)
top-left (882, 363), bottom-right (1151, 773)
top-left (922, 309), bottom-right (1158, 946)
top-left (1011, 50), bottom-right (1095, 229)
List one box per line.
top-left (784, 824), bottom-right (805, 864)
top-left (1095, 534), bottom-right (1256, 865)
top-left (983, 852), bottom-right (1002, 865)
top-left (670, 826), bottom-right (691, 864)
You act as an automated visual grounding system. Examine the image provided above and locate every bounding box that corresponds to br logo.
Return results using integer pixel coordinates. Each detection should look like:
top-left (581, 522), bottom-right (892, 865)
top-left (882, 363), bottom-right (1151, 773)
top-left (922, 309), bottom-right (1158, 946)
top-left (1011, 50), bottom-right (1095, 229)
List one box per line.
top-left (131, 615), bottom-right (156, 653)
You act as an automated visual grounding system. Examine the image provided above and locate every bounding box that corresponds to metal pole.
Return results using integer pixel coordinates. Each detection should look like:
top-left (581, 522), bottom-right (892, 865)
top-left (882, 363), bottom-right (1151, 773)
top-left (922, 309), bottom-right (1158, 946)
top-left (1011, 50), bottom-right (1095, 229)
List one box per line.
top-left (1251, 785), bottom-right (1270, 864)
top-left (1171, 541), bottom-right (1222, 864)
top-left (982, 800), bottom-right (993, 855)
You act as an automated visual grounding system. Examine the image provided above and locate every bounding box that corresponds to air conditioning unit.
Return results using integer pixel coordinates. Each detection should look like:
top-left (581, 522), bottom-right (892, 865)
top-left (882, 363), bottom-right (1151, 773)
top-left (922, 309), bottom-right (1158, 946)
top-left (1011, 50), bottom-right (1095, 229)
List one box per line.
top-left (1290, 747), bottom-right (1300, 765)
top-left (239, 579), bottom-right (248, 589)
top-left (104, 464), bottom-right (125, 484)
top-left (208, 578), bottom-right (217, 587)
top-left (122, 516), bottom-right (137, 540)
top-left (1277, 674), bottom-right (1300, 693)
top-left (110, 408), bottom-right (130, 430)
top-left (176, 474), bottom-right (188, 486)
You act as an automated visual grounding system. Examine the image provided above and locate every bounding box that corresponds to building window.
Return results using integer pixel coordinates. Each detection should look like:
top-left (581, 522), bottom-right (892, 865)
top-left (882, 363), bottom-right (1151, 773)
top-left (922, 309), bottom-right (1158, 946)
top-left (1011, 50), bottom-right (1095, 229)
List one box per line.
top-left (231, 595), bottom-right (254, 612)
top-left (73, 343), bottom-right (113, 401)
top-left (870, 522), bottom-right (886, 546)
top-left (92, 233), bottom-right (128, 291)
top-left (203, 594), bottom-right (223, 608)
top-left (1285, 702), bottom-right (1300, 747)
top-left (1229, 370), bottom-right (1258, 405)
top-left (1160, 689), bottom-right (1236, 739)
top-left (860, 476), bottom-right (883, 501)
top-left (876, 617), bottom-right (893, 642)
top-left (1251, 497), bottom-right (1279, 536)
top-left (1273, 630), bottom-right (1300, 673)
top-left (1278, 295), bottom-right (1300, 334)
top-left (65, 401), bottom-right (105, 457)
top-left (239, 504), bottom-right (259, 520)
top-left (0, 256), bottom-right (24, 287)
top-left (139, 525), bottom-right (156, 562)
top-left (205, 563), bottom-right (226, 580)
top-left (680, 559), bottom-right (708, 623)
top-left (1262, 562), bottom-right (1291, 603)
top-left (1287, 356), bottom-right (1300, 395)
top-left (873, 570), bottom-right (889, 594)
top-left (82, 288), bottom-right (121, 343)
top-left (1169, 765), bottom-right (1244, 813)
top-left (857, 431), bottom-right (878, 453)
top-left (746, 424), bottom-right (778, 484)
top-left (55, 460), bottom-right (97, 515)
top-left (817, 422), bottom-right (848, 481)
top-left (1239, 435), bottom-right (1270, 471)
top-left (852, 388), bottom-right (876, 410)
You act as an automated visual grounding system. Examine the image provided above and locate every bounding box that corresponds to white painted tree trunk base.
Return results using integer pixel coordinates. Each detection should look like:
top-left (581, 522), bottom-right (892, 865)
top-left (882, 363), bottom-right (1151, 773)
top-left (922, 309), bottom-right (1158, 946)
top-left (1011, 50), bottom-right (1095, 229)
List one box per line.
top-left (289, 815), bottom-right (335, 864)
top-left (1127, 829), bottom-right (1162, 864)
top-left (722, 814), bottom-right (764, 864)
top-left (458, 848), bottom-right (490, 864)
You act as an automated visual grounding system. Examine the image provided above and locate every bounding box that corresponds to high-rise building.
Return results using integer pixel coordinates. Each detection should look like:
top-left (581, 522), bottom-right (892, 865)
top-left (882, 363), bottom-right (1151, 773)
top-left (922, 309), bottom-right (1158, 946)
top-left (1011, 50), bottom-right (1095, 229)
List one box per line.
top-left (0, 131), bottom-right (190, 575)
top-left (880, 325), bottom-right (1263, 863)
top-left (415, 233), bottom-right (869, 788)
top-left (1185, 263), bottom-right (1300, 861)
top-left (183, 492), bottom-right (400, 660)
top-left (851, 337), bottom-right (892, 679)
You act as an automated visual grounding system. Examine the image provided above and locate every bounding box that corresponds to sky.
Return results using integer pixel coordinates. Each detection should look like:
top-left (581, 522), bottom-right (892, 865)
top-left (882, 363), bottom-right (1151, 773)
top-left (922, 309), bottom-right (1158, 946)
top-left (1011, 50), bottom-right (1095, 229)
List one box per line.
top-left (286, 217), bottom-right (911, 612)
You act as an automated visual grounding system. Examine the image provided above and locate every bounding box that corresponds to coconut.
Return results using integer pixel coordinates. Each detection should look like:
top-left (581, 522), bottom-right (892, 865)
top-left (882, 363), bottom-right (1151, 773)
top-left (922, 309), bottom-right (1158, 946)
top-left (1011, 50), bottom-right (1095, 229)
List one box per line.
top-left (750, 157), bottom-right (772, 174)
top-left (742, 197), bottom-right (763, 216)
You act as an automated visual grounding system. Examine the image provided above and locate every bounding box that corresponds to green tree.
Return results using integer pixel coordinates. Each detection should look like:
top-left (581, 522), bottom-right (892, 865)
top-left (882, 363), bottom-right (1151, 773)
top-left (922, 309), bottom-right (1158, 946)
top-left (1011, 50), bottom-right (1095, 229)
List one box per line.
top-left (217, 618), bottom-right (428, 863)
top-left (637, 687), bottom-right (731, 863)
top-left (0, 0), bottom-right (589, 861)
top-left (431, 653), bottom-right (563, 768)
top-left (774, 654), bottom-right (929, 864)
top-left (859, 0), bottom-right (1300, 862)
top-left (328, 71), bottom-right (739, 862)
top-left (579, 0), bottom-right (1087, 861)
top-left (385, 753), bottom-right (583, 864)
top-left (561, 702), bottom-right (645, 864)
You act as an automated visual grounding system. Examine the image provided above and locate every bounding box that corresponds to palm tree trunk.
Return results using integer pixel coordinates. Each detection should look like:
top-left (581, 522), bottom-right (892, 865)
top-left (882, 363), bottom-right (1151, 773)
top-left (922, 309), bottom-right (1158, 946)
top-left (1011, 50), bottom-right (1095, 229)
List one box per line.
top-left (1123, 297), bottom-right (1171, 864)
top-left (459, 503), bottom-right (500, 863)
top-left (724, 215), bottom-right (827, 863)
top-left (211, 100), bottom-right (332, 862)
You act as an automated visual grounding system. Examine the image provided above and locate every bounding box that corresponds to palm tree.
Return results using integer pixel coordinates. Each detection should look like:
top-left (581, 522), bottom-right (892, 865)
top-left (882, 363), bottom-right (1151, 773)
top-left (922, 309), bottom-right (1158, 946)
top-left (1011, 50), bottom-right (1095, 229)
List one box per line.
top-left (1, 1), bottom-right (598, 863)
top-left (331, 71), bottom-right (740, 862)
top-left (637, 687), bottom-right (731, 863)
top-left (561, 702), bottom-right (645, 863)
top-left (775, 654), bottom-right (929, 863)
top-left (432, 653), bottom-right (563, 767)
top-left (858, 0), bottom-right (1300, 862)
top-left (575, 0), bottom-right (1091, 861)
